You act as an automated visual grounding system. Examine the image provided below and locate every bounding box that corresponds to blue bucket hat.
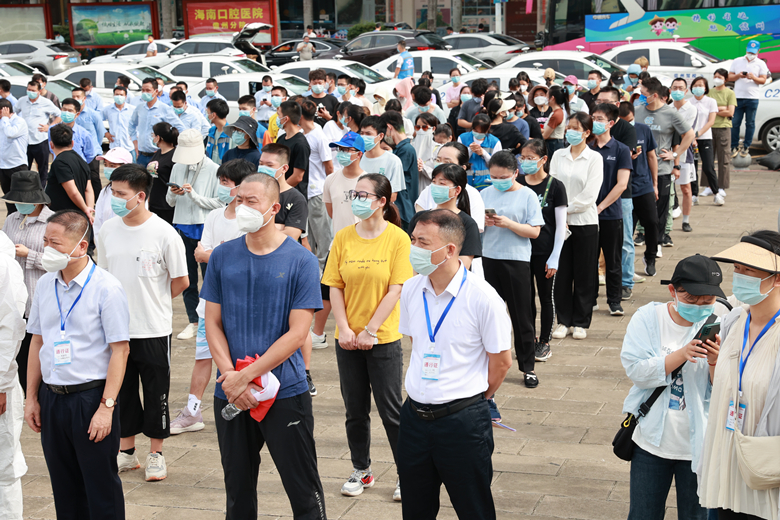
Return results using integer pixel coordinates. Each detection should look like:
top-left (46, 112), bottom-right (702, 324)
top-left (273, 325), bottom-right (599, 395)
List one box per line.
top-left (747, 40), bottom-right (760, 54)
top-left (330, 131), bottom-right (366, 153)
top-left (627, 63), bottom-right (642, 75)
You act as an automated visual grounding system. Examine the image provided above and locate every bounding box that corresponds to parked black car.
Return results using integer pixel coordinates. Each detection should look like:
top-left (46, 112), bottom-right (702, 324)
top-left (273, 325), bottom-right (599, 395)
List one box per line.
top-left (264, 38), bottom-right (346, 67)
top-left (316, 30), bottom-right (447, 66)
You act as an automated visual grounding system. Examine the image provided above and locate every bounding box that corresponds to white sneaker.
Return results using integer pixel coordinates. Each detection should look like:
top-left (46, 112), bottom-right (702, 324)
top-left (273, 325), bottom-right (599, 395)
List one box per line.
top-left (692, 196), bottom-right (699, 206)
top-left (598, 274), bottom-right (606, 286)
top-left (117, 451), bottom-right (140, 473)
top-left (145, 452), bottom-right (167, 482)
top-left (177, 323), bottom-right (197, 340)
top-left (701, 187), bottom-right (714, 197)
top-left (718, 189), bottom-right (727, 197)
top-left (592, 303), bottom-right (600, 312)
top-left (672, 207), bottom-right (682, 219)
top-left (572, 327), bottom-right (587, 340)
top-left (633, 274), bottom-right (646, 283)
top-left (311, 330), bottom-right (328, 349)
top-left (551, 324), bottom-right (569, 339)
top-left (341, 468), bottom-right (374, 497)
top-left (656, 249), bottom-right (663, 258)
top-left (393, 478), bottom-right (401, 502)
top-left (713, 194), bottom-right (725, 206)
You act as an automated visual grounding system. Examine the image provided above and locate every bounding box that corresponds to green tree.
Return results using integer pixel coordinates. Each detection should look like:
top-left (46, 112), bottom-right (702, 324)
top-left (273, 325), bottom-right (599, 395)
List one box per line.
top-left (347, 20), bottom-right (378, 40)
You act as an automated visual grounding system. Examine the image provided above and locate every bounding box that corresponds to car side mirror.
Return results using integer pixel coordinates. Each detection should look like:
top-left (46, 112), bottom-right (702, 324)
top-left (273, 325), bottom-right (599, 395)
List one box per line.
top-left (691, 57), bottom-right (703, 68)
top-left (445, 45), bottom-right (453, 51)
top-left (129, 83), bottom-right (140, 92)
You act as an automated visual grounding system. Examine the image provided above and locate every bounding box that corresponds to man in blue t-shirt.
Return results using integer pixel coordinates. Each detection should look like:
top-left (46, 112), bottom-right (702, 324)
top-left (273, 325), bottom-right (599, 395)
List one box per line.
top-left (201, 173), bottom-right (326, 520)
top-left (590, 103), bottom-right (632, 317)
top-left (394, 40), bottom-right (414, 79)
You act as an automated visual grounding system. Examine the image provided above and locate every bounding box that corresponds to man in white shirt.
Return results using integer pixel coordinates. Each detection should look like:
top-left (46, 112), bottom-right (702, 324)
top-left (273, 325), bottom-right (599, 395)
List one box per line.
top-left (670, 78), bottom-right (696, 233)
top-left (254, 76), bottom-right (275, 124)
top-left (398, 209), bottom-right (512, 519)
top-left (198, 78), bottom-right (227, 115)
top-left (97, 164), bottom-right (189, 482)
top-left (15, 80), bottom-right (61, 188)
top-left (728, 40), bottom-right (769, 158)
top-left (146, 35), bottom-right (157, 57)
top-left (102, 86), bottom-right (134, 158)
top-left (0, 99), bottom-right (29, 215)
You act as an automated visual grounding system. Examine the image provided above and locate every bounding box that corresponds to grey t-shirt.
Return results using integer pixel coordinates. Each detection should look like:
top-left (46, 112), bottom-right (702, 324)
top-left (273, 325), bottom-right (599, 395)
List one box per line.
top-left (458, 97), bottom-right (483, 123)
top-left (360, 152), bottom-right (406, 193)
top-left (634, 104), bottom-right (691, 176)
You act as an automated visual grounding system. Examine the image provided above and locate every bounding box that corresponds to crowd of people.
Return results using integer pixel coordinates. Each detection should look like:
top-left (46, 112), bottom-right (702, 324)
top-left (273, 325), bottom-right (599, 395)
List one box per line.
top-left (0, 37), bottom-right (778, 520)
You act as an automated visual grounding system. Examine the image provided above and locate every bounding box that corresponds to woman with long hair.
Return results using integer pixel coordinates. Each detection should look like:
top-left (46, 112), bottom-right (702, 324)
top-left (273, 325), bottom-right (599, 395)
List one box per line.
top-left (148, 122), bottom-right (179, 224)
top-left (542, 85), bottom-right (570, 158)
top-left (689, 76), bottom-right (721, 205)
top-left (322, 173), bottom-right (413, 503)
top-left (412, 112), bottom-right (440, 192)
top-left (487, 97), bottom-right (525, 151)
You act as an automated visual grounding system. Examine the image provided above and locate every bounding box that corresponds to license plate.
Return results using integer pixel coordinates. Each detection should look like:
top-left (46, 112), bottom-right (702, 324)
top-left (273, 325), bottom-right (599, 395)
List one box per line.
top-left (69, 57), bottom-right (78, 63)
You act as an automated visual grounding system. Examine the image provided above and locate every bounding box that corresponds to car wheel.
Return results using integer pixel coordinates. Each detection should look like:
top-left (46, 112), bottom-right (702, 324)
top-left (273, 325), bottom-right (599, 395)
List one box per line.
top-left (760, 119), bottom-right (780, 153)
top-left (484, 59), bottom-right (496, 67)
top-left (32, 65), bottom-right (48, 74)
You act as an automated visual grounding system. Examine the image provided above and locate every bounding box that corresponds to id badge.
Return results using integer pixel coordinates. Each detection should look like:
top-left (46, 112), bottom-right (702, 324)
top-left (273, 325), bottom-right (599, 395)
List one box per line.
top-left (54, 340), bottom-right (72, 366)
top-left (737, 402), bottom-right (747, 432)
top-left (726, 400), bottom-right (736, 431)
top-left (421, 353), bottom-right (441, 381)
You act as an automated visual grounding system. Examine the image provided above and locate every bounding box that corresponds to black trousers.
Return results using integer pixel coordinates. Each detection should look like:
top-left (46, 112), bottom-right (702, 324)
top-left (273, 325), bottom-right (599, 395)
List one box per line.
top-left (696, 139), bottom-right (719, 195)
top-left (632, 192), bottom-right (659, 262)
top-left (179, 231), bottom-right (207, 324)
top-left (599, 219), bottom-right (623, 305)
top-left (214, 392), bottom-right (326, 520)
top-left (656, 175), bottom-right (672, 243)
top-left (483, 258), bottom-right (534, 373)
top-left (16, 331), bottom-right (32, 397)
top-left (27, 141), bottom-right (50, 188)
top-left (717, 509), bottom-right (764, 520)
top-left (118, 336), bottom-right (171, 439)
top-left (1, 164), bottom-right (29, 214)
top-left (397, 397), bottom-right (495, 520)
top-left (555, 224), bottom-right (599, 329)
top-left (530, 255), bottom-right (556, 344)
top-left (89, 158), bottom-right (102, 204)
top-left (39, 384), bottom-right (125, 520)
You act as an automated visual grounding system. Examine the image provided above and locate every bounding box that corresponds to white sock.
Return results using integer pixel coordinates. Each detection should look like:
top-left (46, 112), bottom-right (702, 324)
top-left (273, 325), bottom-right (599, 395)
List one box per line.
top-left (683, 215), bottom-right (690, 223)
top-left (187, 394), bottom-right (201, 416)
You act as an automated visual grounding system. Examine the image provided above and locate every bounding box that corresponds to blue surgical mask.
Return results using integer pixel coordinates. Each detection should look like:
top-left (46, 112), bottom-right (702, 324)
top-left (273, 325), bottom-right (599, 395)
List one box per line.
top-left (15, 203), bottom-right (35, 215)
top-left (491, 177), bottom-right (514, 192)
top-left (692, 86), bottom-right (705, 97)
top-left (238, 110), bottom-right (251, 118)
top-left (111, 193), bottom-right (140, 217)
top-left (592, 121), bottom-right (607, 135)
top-left (339, 116), bottom-right (348, 127)
top-left (337, 85), bottom-right (347, 95)
top-left (60, 111), bottom-right (76, 124)
top-left (141, 92), bottom-right (154, 102)
top-left (205, 89), bottom-right (216, 97)
top-left (451, 76), bottom-right (461, 84)
top-left (629, 120), bottom-right (635, 126)
top-left (419, 105), bottom-right (430, 112)
top-left (674, 293), bottom-right (715, 323)
top-left (430, 184), bottom-right (454, 204)
top-left (473, 132), bottom-right (486, 141)
top-left (732, 272), bottom-right (777, 305)
top-left (409, 244), bottom-right (447, 276)
top-left (521, 159), bottom-right (540, 175)
top-left (114, 95), bottom-right (126, 105)
top-left (103, 167), bottom-right (115, 181)
top-left (311, 84), bottom-right (324, 94)
top-left (232, 131), bottom-right (246, 147)
top-left (217, 184), bottom-right (235, 203)
top-left (630, 77), bottom-right (639, 86)
top-left (173, 106), bottom-right (185, 115)
top-left (634, 94), bottom-right (647, 107)
top-left (587, 79), bottom-right (599, 90)
top-left (258, 165), bottom-right (282, 178)
top-left (263, 84), bottom-right (273, 92)
top-left (460, 94), bottom-right (472, 104)
top-left (362, 134), bottom-right (378, 152)
top-left (566, 129), bottom-right (584, 145)
top-left (336, 151), bottom-right (355, 167)
top-left (566, 85), bottom-right (576, 95)
top-left (670, 90), bottom-right (685, 102)
top-left (351, 198), bottom-right (377, 219)
top-left (26, 90), bottom-right (38, 100)
top-left (271, 96), bottom-right (283, 108)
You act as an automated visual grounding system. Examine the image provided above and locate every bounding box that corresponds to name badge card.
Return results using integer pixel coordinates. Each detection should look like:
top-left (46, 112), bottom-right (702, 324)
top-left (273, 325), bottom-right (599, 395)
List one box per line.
top-left (54, 340), bottom-right (72, 366)
top-left (421, 353), bottom-right (441, 381)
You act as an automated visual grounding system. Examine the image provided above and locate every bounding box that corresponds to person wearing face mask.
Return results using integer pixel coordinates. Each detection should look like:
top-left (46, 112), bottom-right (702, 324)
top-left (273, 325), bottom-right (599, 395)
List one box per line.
top-left (445, 68), bottom-right (464, 109)
top-left (275, 100), bottom-right (312, 200)
top-left (550, 112), bottom-right (602, 341)
top-left (624, 64), bottom-right (642, 95)
top-left (579, 70), bottom-right (604, 112)
top-left (306, 69), bottom-right (340, 127)
top-left (170, 90), bottom-right (210, 135)
top-left (297, 35), bottom-right (315, 61)
top-left (397, 209), bottom-right (512, 518)
top-left (371, 84), bottom-right (391, 116)
top-left (700, 231), bottom-right (780, 520)
top-left (542, 86), bottom-right (570, 158)
top-left (262, 85), bottom-right (288, 144)
top-left (528, 85), bottom-right (552, 129)
top-left (412, 112), bottom-right (440, 191)
top-left (503, 93), bottom-right (530, 140)
top-left (0, 98), bottom-right (29, 216)
top-left (620, 254), bottom-right (724, 520)
top-left (517, 139), bottom-right (568, 363)
top-left (322, 173), bottom-right (412, 502)
top-left (97, 164), bottom-right (188, 482)
top-left (165, 129), bottom-right (221, 341)
top-left (446, 85), bottom-right (470, 140)
top-left (200, 172), bottom-right (327, 520)
top-left (237, 95), bottom-right (268, 142)
top-left (324, 132), bottom-right (365, 235)
top-left (1, 170), bottom-right (53, 397)
top-left (254, 75), bottom-right (275, 124)
top-left (669, 78), bottom-right (697, 233)
top-left (45, 125), bottom-right (95, 223)
top-left (458, 78), bottom-right (487, 131)
top-left (728, 40), bottom-right (769, 159)
top-left (517, 71), bottom-right (532, 102)
top-left (405, 87), bottom-right (447, 125)
top-left (458, 114), bottom-right (502, 190)
top-left (129, 77), bottom-right (184, 168)
top-left (69, 88), bottom-right (104, 198)
top-left (93, 147), bottom-right (133, 245)
top-left (563, 76), bottom-right (589, 116)
top-left (487, 97), bottom-right (525, 152)
top-left (102, 85), bottom-right (135, 161)
top-left (705, 69), bottom-right (736, 201)
top-left (147, 122), bottom-right (178, 225)
top-left (24, 209), bottom-right (130, 520)
top-left (204, 98), bottom-right (233, 166)
top-left (197, 78), bottom-right (226, 115)
top-left (16, 80), bottom-right (61, 188)
top-left (221, 116), bottom-right (262, 169)
top-left (324, 101), bottom-right (350, 144)
top-left (688, 77), bottom-right (719, 207)
top-left (482, 151), bottom-right (544, 388)
top-left (78, 77), bottom-right (102, 112)
top-left (381, 110), bottom-right (419, 231)
top-left (48, 98), bottom-right (97, 168)
top-left (358, 116), bottom-right (406, 201)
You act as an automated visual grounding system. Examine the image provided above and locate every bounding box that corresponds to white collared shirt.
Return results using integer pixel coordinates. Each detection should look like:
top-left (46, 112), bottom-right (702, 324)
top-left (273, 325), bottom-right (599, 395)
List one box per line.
top-left (0, 114), bottom-right (28, 169)
top-left (27, 259), bottom-right (130, 385)
top-left (549, 145), bottom-right (604, 227)
top-left (399, 264), bottom-right (511, 405)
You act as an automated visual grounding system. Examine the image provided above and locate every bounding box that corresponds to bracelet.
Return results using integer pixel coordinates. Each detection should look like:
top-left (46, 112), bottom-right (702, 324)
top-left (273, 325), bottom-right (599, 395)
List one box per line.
top-left (708, 362), bottom-right (717, 366)
top-left (364, 327), bottom-right (377, 338)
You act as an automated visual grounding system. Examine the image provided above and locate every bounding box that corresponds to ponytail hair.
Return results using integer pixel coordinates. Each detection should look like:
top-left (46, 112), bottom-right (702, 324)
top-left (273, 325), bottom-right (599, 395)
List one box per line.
top-left (359, 173), bottom-right (401, 228)
top-left (432, 163), bottom-right (471, 215)
top-left (487, 98), bottom-right (504, 122)
top-left (153, 122), bottom-right (178, 146)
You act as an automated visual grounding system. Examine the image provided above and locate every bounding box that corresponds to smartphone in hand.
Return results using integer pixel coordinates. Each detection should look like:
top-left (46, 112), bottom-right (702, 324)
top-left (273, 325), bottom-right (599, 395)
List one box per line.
top-left (166, 182), bottom-right (181, 189)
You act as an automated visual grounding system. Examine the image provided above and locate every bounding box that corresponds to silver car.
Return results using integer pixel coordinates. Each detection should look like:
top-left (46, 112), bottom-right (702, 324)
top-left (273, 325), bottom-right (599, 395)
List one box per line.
top-left (443, 34), bottom-right (528, 66)
top-left (0, 40), bottom-right (81, 75)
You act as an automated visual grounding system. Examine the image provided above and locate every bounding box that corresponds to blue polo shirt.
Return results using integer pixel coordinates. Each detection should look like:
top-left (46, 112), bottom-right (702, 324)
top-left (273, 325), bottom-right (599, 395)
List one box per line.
top-left (632, 122), bottom-right (657, 198)
top-left (590, 136), bottom-right (633, 221)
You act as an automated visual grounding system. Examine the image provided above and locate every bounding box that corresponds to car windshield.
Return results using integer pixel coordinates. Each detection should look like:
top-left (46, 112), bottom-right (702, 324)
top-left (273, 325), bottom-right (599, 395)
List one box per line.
top-left (584, 54), bottom-right (624, 75)
top-left (276, 75), bottom-right (310, 95)
top-left (128, 67), bottom-right (176, 85)
top-left (684, 45), bottom-right (720, 64)
top-left (46, 80), bottom-right (78, 101)
top-left (345, 63), bottom-right (389, 83)
top-left (48, 43), bottom-right (77, 53)
top-left (233, 59), bottom-right (270, 73)
top-left (417, 32), bottom-right (447, 47)
top-left (0, 61), bottom-right (36, 76)
top-left (454, 53), bottom-right (491, 70)
top-left (491, 34), bottom-right (524, 46)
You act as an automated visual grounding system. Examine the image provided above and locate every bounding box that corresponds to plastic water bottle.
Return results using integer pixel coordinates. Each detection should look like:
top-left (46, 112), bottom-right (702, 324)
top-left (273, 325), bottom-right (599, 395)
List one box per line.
top-left (221, 403), bottom-right (242, 421)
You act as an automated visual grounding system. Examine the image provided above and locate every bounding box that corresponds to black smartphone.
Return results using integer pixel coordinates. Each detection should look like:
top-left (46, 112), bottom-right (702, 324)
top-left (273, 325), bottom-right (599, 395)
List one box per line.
top-left (696, 322), bottom-right (720, 343)
top-left (166, 182), bottom-right (181, 189)
top-left (742, 71), bottom-right (749, 76)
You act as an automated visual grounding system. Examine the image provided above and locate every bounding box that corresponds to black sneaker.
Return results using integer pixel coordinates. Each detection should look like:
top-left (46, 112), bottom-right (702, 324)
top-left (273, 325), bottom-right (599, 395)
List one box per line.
top-left (634, 232), bottom-right (645, 246)
top-left (643, 257), bottom-right (657, 277)
top-left (535, 341), bottom-right (551, 362)
top-left (682, 222), bottom-right (693, 232)
top-left (621, 286), bottom-right (632, 301)
top-left (662, 234), bottom-right (674, 247)
top-left (307, 372), bottom-right (317, 397)
top-left (609, 302), bottom-right (625, 316)
top-left (524, 372), bottom-right (539, 388)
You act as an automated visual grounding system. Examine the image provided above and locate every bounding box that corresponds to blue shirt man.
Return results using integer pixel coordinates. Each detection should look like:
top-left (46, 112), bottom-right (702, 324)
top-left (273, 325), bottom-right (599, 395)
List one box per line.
top-left (83, 86), bottom-right (103, 112)
top-left (129, 82), bottom-right (185, 166)
top-left (178, 105), bottom-right (211, 135)
top-left (48, 120), bottom-right (98, 164)
top-left (394, 43), bottom-right (414, 80)
top-left (74, 106), bottom-right (103, 154)
top-left (197, 79), bottom-right (227, 115)
top-left (102, 96), bottom-right (134, 152)
top-left (0, 109), bottom-right (28, 169)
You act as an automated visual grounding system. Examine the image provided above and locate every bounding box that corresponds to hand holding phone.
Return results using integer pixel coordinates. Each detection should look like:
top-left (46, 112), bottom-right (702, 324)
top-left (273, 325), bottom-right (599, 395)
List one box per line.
top-left (166, 182), bottom-right (181, 189)
top-left (696, 322), bottom-right (720, 344)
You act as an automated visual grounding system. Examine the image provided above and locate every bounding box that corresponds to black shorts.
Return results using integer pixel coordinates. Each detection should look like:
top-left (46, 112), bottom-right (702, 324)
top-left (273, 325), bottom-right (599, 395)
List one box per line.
top-left (118, 335), bottom-right (171, 439)
top-left (320, 251), bottom-right (331, 301)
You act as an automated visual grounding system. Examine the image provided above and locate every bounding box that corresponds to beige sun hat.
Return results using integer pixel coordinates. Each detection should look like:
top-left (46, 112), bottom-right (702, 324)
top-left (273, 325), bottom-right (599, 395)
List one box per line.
top-left (712, 235), bottom-right (780, 273)
top-left (172, 128), bottom-right (205, 165)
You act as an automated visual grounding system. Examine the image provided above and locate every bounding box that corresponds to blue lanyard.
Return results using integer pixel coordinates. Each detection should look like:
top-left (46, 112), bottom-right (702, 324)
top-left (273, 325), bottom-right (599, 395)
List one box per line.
top-left (423, 268), bottom-right (468, 344)
top-left (54, 263), bottom-right (96, 338)
top-left (740, 308), bottom-right (780, 393)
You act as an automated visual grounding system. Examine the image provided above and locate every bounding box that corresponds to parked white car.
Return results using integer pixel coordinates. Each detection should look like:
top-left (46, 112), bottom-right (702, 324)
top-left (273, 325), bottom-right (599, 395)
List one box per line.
top-left (0, 59), bottom-right (40, 78)
top-left (372, 50), bottom-right (491, 88)
top-left (272, 59), bottom-right (395, 96)
top-left (457, 68), bottom-right (566, 92)
top-left (89, 39), bottom-right (180, 65)
top-left (6, 76), bottom-right (78, 102)
top-left (752, 82), bottom-right (780, 152)
top-left (496, 50), bottom-right (625, 85)
top-left (443, 33), bottom-right (528, 66)
top-left (53, 64), bottom-right (178, 106)
top-left (159, 56), bottom-right (270, 81)
top-left (601, 42), bottom-right (732, 83)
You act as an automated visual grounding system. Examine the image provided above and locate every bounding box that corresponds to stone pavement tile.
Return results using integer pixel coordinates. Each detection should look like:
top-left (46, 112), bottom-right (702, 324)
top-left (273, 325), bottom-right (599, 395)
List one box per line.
top-left (535, 495), bottom-right (629, 520)
top-left (492, 472), bottom-right (615, 501)
top-left (580, 427), bottom-right (618, 445)
top-left (339, 500), bottom-right (404, 519)
top-left (492, 432), bottom-right (529, 455)
top-left (545, 345), bottom-right (601, 357)
top-left (21, 496), bottom-right (52, 517)
top-left (495, 383), bottom-right (569, 399)
top-left (542, 411), bottom-right (625, 429)
top-left (558, 459), bottom-right (630, 482)
top-left (315, 457), bottom-right (393, 481)
top-left (124, 483), bottom-right (226, 511)
top-left (21, 455), bottom-right (49, 477)
top-left (22, 475), bottom-right (52, 498)
top-left (581, 365), bottom-right (631, 379)
top-left (531, 363), bottom-right (588, 377)
top-left (492, 453), bottom-right (565, 476)
top-left (504, 396), bottom-right (604, 415)
top-left (153, 509), bottom-right (226, 520)
top-left (493, 490), bottom-right (544, 514)
top-left (521, 440), bottom-right (614, 461)
top-left (560, 388), bottom-right (628, 404)
top-left (118, 463), bottom-right (217, 488)
top-left (502, 422), bottom-right (587, 444)
top-left (535, 375), bottom-right (622, 391)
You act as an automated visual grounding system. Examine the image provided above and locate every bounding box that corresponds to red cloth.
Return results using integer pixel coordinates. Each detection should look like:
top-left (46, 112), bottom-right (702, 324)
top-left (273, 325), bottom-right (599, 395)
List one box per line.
top-left (234, 355), bottom-right (279, 422)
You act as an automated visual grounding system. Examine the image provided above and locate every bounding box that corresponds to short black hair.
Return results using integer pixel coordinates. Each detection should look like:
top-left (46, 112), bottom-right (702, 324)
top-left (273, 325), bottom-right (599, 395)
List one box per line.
top-left (217, 158), bottom-right (255, 185)
top-left (337, 74), bottom-right (351, 83)
top-left (597, 86), bottom-right (621, 103)
top-left (380, 110), bottom-right (404, 133)
top-left (262, 75), bottom-right (273, 83)
top-left (671, 77), bottom-right (688, 88)
top-left (61, 98), bottom-right (81, 112)
top-left (271, 85), bottom-right (287, 97)
top-left (434, 124), bottom-right (452, 139)
top-left (170, 90), bottom-right (186, 103)
top-left (48, 209), bottom-right (91, 243)
top-left (206, 98), bottom-right (229, 119)
top-left (470, 78), bottom-right (488, 97)
top-left (116, 75), bottom-right (131, 87)
top-left (142, 77), bottom-right (157, 87)
top-left (279, 100), bottom-right (301, 125)
top-left (110, 163), bottom-right (153, 198)
top-left (350, 77), bottom-right (367, 95)
top-left (0, 98), bottom-right (11, 111)
top-left (326, 72), bottom-right (337, 82)
top-left (642, 77), bottom-right (664, 97)
top-left (79, 77), bottom-right (92, 88)
top-left (300, 99), bottom-right (317, 121)
top-left (592, 102), bottom-right (619, 122)
top-left (488, 150), bottom-right (517, 171)
top-left (262, 143), bottom-right (290, 165)
top-left (619, 100), bottom-right (634, 118)
top-left (113, 86), bottom-right (128, 95)
top-left (238, 95), bottom-right (256, 108)
top-left (588, 70), bottom-right (603, 80)
top-left (206, 77), bottom-right (218, 86)
top-left (27, 80), bottom-right (40, 90)
top-left (413, 209), bottom-right (466, 252)
top-left (0, 79), bottom-right (10, 93)
top-left (32, 73), bottom-right (47, 84)
top-left (176, 80), bottom-right (188, 89)
top-left (50, 124), bottom-right (73, 148)
top-left (361, 115), bottom-right (386, 136)
top-left (714, 68), bottom-right (729, 79)
top-left (412, 87), bottom-right (432, 105)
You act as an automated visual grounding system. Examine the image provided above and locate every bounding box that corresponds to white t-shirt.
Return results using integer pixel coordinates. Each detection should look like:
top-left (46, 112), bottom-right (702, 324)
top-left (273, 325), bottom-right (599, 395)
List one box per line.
top-left (633, 303), bottom-right (698, 461)
top-left (147, 42), bottom-right (157, 53)
top-left (93, 185), bottom-right (115, 245)
top-left (97, 213), bottom-right (188, 338)
top-left (729, 55), bottom-right (770, 99)
top-left (201, 206), bottom-right (243, 251)
top-left (304, 124), bottom-right (333, 198)
top-left (360, 151), bottom-right (406, 193)
top-left (255, 90), bottom-right (274, 122)
top-left (689, 96), bottom-right (718, 140)
top-left (416, 183), bottom-right (485, 232)
top-left (323, 119), bottom-right (347, 145)
top-left (322, 169), bottom-right (361, 235)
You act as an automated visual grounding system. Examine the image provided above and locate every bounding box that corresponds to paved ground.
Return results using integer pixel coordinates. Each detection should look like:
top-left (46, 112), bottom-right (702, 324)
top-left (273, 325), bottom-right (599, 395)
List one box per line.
top-left (12, 164), bottom-right (780, 519)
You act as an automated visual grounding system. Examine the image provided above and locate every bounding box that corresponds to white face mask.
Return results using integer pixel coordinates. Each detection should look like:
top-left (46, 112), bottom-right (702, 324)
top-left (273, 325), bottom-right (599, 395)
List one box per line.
top-left (713, 77), bottom-right (725, 87)
top-left (235, 204), bottom-right (274, 233)
top-left (746, 53), bottom-right (756, 62)
top-left (534, 96), bottom-right (548, 106)
top-left (42, 228), bottom-right (88, 273)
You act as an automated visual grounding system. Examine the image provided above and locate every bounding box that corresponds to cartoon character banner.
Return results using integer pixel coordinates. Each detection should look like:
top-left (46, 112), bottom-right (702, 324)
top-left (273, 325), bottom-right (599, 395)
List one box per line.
top-left (585, 6), bottom-right (780, 42)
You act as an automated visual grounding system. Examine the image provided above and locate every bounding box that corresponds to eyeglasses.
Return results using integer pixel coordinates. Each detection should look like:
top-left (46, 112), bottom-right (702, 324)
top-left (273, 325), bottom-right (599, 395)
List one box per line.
top-left (337, 147), bottom-right (357, 153)
top-left (415, 124), bottom-right (431, 132)
top-left (346, 190), bottom-right (377, 202)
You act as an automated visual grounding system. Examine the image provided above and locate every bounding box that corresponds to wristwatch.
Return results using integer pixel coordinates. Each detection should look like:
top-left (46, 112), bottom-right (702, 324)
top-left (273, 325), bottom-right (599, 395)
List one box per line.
top-left (673, 165), bottom-right (682, 170)
top-left (672, 152), bottom-right (679, 158)
top-left (101, 397), bottom-right (116, 408)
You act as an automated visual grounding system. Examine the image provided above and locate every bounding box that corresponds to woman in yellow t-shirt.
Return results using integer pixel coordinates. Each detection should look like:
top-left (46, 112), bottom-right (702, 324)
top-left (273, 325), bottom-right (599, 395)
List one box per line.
top-left (322, 173), bottom-right (413, 500)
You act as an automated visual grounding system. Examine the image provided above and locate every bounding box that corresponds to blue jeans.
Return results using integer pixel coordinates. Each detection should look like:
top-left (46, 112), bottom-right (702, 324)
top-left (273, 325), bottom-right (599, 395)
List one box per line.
top-left (628, 446), bottom-right (706, 520)
top-left (621, 198), bottom-right (635, 289)
top-left (136, 152), bottom-right (153, 168)
top-left (731, 98), bottom-right (759, 149)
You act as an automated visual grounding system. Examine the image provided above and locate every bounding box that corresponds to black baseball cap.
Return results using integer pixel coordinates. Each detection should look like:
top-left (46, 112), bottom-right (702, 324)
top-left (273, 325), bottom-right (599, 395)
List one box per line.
top-left (660, 254), bottom-right (726, 298)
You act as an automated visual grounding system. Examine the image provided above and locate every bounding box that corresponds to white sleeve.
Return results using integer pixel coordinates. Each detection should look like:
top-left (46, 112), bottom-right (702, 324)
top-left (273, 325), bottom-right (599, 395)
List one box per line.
top-left (0, 259), bottom-right (26, 391)
top-left (546, 205), bottom-right (568, 271)
top-left (164, 230), bottom-right (189, 279)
